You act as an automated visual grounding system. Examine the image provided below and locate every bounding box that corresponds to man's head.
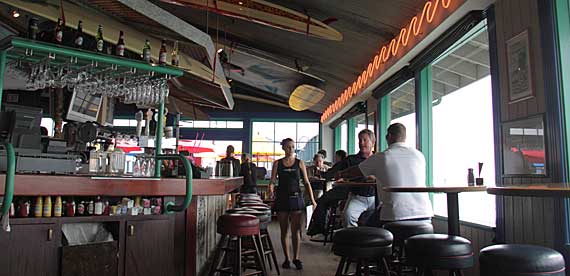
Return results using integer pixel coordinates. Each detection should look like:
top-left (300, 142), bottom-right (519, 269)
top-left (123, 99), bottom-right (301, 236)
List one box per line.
top-left (358, 129), bottom-right (376, 155)
top-left (226, 145), bottom-right (235, 157)
top-left (313, 153), bottom-right (325, 167)
top-left (386, 123), bottom-right (406, 145)
top-left (334, 150), bottom-right (347, 163)
top-left (241, 153), bottom-right (251, 163)
top-left (317, 149), bottom-right (327, 159)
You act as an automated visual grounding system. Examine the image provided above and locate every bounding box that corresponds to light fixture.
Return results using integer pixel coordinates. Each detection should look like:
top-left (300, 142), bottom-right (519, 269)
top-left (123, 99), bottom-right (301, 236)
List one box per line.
top-left (11, 10), bottom-right (20, 18)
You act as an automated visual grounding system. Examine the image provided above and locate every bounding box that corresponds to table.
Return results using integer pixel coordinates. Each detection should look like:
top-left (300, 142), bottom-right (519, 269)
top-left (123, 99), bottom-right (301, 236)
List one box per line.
top-left (383, 186), bottom-right (486, 236)
top-left (487, 185), bottom-right (570, 197)
top-left (332, 181), bottom-right (376, 187)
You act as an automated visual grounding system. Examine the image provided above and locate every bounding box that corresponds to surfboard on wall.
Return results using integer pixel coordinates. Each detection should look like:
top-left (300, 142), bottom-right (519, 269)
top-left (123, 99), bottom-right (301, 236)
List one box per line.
top-left (160, 0), bottom-right (343, 41)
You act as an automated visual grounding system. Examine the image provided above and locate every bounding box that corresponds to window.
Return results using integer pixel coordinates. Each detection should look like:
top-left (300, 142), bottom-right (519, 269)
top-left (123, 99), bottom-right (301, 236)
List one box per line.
top-left (340, 121), bottom-right (348, 152)
top-left (430, 24), bottom-right (496, 226)
top-left (112, 119), bottom-right (146, 128)
top-left (179, 120), bottom-right (244, 129)
top-left (251, 121), bottom-right (320, 173)
top-left (388, 79), bottom-right (417, 148)
top-left (354, 114), bottom-right (367, 151)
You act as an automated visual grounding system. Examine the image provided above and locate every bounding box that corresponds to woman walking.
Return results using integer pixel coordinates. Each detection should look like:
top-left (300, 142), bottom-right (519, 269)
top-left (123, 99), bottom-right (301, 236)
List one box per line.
top-left (269, 138), bottom-right (317, 270)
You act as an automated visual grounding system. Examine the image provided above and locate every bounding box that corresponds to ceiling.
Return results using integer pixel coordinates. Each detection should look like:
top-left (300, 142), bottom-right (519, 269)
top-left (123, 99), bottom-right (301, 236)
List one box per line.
top-left (84, 0), bottom-right (429, 113)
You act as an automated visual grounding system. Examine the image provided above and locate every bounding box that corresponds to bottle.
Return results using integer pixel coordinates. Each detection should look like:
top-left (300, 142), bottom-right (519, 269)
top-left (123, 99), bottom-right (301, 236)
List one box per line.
top-left (94, 196), bottom-right (103, 216)
top-left (96, 24), bottom-right (104, 52)
top-left (54, 196), bottom-right (62, 217)
top-left (43, 196), bottom-right (52, 217)
top-left (28, 17), bottom-right (39, 40)
top-left (171, 40), bottom-right (179, 66)
top-left (116, 30), bottom-right (125, 57)
top-left (467, 168), bottom-right (475, 186)
top-left (34, 196), bottom-right (43, 218)
top-left (142, 39), bottom-right (151, 62)
top-left (67, 200), bottom-right (76, 217)
top-left (159, 39), bottom-right (167, 65)
top-left (54, 18), bottom-right (63, 44)
top-left (87, 200), bottom-right (94, 215)
top-left (77, 201), bottom-right (85, 216)
top-left (74, 20), bottom-right (84, 48)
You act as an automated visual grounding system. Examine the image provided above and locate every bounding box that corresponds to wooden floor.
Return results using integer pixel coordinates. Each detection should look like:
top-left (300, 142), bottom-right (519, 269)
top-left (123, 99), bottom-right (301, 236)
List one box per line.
top-left (266, 221), bottom-right (341, 276)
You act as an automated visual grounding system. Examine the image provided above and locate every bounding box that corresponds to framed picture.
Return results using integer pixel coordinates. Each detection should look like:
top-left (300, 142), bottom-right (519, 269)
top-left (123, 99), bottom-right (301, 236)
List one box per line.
top-left (506, 30), bottom-right (533, 103)
top-left (502, 115), bottom-right (546, 176)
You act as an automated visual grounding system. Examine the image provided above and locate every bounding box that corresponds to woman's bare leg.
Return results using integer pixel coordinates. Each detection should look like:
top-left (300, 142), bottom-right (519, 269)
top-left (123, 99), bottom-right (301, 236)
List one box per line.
top-left (277, 212), bottom-right (291, 262)
top-left (290, 211), bottom-right (303, 260)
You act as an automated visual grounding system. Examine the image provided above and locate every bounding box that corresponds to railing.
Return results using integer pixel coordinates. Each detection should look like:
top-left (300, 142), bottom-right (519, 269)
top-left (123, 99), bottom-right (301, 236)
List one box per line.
top-left (0, 142), bottom-right (15, 226)
top-left (156, 154), bottom-right (193, 213)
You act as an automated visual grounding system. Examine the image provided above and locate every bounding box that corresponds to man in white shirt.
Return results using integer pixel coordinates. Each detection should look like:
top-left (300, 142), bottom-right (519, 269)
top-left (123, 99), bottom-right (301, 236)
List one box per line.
top-left (338, 123), bottom-right (433, 223)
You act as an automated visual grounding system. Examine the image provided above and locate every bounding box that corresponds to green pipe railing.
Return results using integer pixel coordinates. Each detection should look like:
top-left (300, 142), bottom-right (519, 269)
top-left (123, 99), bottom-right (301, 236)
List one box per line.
top-left (154, 102), bottom-right (165, 178)
top-left (156, 154), bottom-right (193, 214)
top-left (0, 142), bottom-right (15, 219)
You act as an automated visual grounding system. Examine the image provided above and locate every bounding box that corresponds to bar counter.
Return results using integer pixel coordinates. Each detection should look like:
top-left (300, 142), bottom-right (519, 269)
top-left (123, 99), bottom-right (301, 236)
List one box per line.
top-left (0, 174), bottom-right (242, 276)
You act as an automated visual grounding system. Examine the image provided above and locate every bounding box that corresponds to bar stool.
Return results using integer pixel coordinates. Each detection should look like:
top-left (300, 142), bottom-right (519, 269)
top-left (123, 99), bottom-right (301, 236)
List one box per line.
top-left (332, 227), bottom-right (393, 276)
top-left (230, 209), bottom-right (279, 275)
top-left (240, 202), bottom-right (269, 208)
top-left (405, 234), bottom-right (474, 276)
top-left (383, 220), bottom-right (433, 274)
top-left (208, 214), bottom-right (267, 276)
top-left (480, 244), bottom-right (565, 276)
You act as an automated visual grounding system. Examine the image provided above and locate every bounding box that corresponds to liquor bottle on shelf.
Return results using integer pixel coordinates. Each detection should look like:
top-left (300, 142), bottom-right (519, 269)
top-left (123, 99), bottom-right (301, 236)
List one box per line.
top-left (28, 17), bottom-right (39, 40)
top-left (116, 30), bottom-right (125, 57)
top-left (142, 39), bottom-right (151, 63)
top-left (171, 40), bottom-right (179, 66)
top-left (43, 196), bottom-right (52, 218)
top-left (87, 200), bottom-right (95, 216)
top-left (96, 24), bottom-right (104, 52)
top-left (54, 196), bottom-right (62, 217)
top-left (74, 20), bottom-right (84, 48)
top-left (159, 39), bottom-right (167, 65)
top-left (54, 18), bottom-right (63, 44)
top-left (94, 196), bottom-right (103, 216)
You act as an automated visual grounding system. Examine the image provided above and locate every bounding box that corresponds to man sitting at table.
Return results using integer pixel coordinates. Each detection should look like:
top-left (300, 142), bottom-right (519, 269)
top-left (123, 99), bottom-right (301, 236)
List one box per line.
top-left (337, 123), bottom-right (433, 225)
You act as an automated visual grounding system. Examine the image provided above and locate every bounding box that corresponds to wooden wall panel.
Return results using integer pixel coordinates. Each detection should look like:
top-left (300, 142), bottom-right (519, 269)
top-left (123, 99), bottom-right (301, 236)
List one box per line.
top-left (194, 195), bottom-right (227, 276)
top-left (432, 218), bottom-right (495, 276)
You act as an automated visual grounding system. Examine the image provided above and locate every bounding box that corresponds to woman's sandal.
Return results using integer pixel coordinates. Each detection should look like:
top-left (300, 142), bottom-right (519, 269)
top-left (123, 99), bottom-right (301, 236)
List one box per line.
top-left (282, 260), bottom-right (291, 269)
top-left (293, 259), bottom-right (303, 270)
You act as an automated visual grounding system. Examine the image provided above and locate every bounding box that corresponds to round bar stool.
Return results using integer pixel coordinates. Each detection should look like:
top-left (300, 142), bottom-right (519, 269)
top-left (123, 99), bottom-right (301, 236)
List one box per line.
top-left (240, 203), bottom-right (269, 208)
top-left (226, 207), bottom-right (256, 214)
top-left (238, 200), bottom-right (264, 206)
top-left (405, 234), bottom-right (474, 276)
top-left (332, 227), bottom-right (394, 276)
top-left (230, 209), bottom-right (279, 275)
top-left (383, 220), bottom-right (434, 274)
top-left (480, 244), bottom-right (565, 276)
top-left (208, 214), bottom-right (267, 276)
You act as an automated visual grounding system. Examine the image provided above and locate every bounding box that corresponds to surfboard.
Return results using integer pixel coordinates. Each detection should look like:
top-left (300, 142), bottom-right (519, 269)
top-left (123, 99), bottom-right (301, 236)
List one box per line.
top-left (160, 0), bottom-right (343, 41)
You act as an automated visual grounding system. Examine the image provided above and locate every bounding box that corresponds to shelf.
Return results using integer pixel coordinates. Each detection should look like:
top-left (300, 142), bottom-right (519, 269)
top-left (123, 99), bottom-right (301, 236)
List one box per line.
top-left (9, 214), bottom-right (173, 225)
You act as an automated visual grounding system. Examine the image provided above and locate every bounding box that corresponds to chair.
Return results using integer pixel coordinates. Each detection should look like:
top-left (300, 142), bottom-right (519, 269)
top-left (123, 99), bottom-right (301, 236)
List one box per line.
top-left (479, 244), bottom-right (565, 276)
top-left (405, 234), bottom-right (474, 276)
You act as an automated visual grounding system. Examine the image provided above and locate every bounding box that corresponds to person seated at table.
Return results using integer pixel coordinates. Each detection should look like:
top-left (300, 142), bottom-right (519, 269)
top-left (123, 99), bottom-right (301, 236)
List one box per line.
top-left (306, 153), bottom-right (331, 198)
top-left (334, 149), bottom-right (348, 164)
top-left (337, 123), bottom-right (433, 226)
top-left (239, 153), bottom-right (258, 194)
top-left (218, 145), bottom-right (241, 176)
top-left (318, 149), bottom-right (333, 167)
top-left (306, 129), bottom-right (376, 235)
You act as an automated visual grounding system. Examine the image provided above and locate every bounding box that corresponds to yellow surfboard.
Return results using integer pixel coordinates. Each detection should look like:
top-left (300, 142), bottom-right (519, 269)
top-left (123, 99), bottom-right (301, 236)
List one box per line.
top-left (161, 0), bottom-right (343, 41)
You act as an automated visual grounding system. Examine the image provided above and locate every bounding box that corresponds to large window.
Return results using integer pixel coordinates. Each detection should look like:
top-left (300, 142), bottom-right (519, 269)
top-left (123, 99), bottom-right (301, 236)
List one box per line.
top-left (340, 121), bottom-right (348, 152)
top-left (388, 79), bottom-right (417, 148)
top-left (431, 24), bottom-right (496, 226)
top-left (251, 121), bottom-right (320, 173)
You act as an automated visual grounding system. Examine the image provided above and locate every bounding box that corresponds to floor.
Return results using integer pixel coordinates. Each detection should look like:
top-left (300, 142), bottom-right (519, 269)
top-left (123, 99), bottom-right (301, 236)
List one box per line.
top-left (266, 221), bottom-right (341, 276)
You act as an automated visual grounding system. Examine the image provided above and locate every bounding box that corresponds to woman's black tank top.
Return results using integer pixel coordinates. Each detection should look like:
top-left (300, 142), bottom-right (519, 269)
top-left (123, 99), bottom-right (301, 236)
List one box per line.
top-left (276, 158), bottom-right (301, 195)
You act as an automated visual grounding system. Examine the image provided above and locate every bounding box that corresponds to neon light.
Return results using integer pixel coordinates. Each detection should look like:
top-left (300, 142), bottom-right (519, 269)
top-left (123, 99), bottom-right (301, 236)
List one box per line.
top-left (320, 0), bottom-right (455, 123)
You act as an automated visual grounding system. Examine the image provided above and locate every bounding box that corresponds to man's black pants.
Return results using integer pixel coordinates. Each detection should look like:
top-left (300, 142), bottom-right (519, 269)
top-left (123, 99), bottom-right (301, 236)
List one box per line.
top-left (306, 186), bottom-right (349, 236)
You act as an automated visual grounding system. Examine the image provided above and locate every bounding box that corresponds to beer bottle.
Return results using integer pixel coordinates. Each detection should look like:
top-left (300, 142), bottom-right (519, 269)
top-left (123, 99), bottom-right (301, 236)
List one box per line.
top-left (74, 20), bottom-right (84, 48)
top-left (142, 39), bottom-right (151, 62)
top-left (116, 30), bottom-right (125, 57)
top-left (96, 24), bottom-right (104, 52)
top-left (159, 39), bottom-right (167, 65)
top-left (171, 40), bottom-right (179, 66)
top-left (28, 17), bottom-right (39, 40)
top-left (54, 18), bottom-right (63, 44)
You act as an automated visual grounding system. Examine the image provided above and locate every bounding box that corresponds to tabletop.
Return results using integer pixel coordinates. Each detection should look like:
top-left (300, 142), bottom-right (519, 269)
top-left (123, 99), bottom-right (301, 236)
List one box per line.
top-left (487, 185), bottom-right (570, 197)
top-left (384, 186), bottom-right (487, 193)
top-left (333, 181), bottom-right (376, 187)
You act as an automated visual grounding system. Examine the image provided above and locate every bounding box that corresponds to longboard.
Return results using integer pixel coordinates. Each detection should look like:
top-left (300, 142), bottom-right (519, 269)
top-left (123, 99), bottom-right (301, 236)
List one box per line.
top-left (160, 0), bottom-right (343, 41)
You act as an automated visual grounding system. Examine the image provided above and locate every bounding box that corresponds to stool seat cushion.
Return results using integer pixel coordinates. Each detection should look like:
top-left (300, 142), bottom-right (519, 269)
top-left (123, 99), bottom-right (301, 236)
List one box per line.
top-left (217, 214), bottom-right (260, 236)
top-left (333, 227), bottom-right (393, 247)
top-left (240, 203), bottom-right (269, 208)
top-left (406, 234), bottom-right (474, 270)
top-left (230, 210), bottom-right (271, 224)
top-left (480, 244), bottom-right (565, 275)
top-left (226, 207), bottom-right (255, 213)
top-left (383, 220), bottom-right (434, 241)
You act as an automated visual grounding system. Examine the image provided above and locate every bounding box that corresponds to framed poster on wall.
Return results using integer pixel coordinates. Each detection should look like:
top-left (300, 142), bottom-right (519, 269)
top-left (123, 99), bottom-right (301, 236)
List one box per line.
top-left (502, 115), bottom-right (546, 176)
top-left (506, 30), bottom-right (533, 103)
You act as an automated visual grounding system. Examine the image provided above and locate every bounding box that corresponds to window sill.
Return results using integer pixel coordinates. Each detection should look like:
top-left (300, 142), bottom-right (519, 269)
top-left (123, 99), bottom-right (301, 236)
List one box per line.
top-left (433, 215), bottom-right (496, 231)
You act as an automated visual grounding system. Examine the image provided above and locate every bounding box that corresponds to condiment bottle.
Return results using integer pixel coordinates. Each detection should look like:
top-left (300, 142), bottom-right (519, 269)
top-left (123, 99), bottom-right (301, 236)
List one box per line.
top-left (43, 196), bottom-right (52, 218)
top-left (67, 201), bottom-right (75, 217)
top-left (18, 200), bottom-right (30, 218)
top-left (34, 196), bottom-right (43, 218)
top-left (94, 197), bottom-right (103, 216)
top-left (53, 196), bottom-right (62, 217)
top-left (467, 168), bottom-right (475, 186)
top-left (87, 200), bottom-right (94, 216)
top-left (77, 201), bottom-right (85, 216)
top-left (8, 202), bottom-right (15, 218)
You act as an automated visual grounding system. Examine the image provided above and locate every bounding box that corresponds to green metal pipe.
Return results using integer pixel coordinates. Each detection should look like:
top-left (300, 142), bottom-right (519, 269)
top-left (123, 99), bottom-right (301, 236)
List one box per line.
top-left (1, 142), bottom-right (15, 217)
top-left (156, 154), bottom-right (193, 213)
top-left (10, 37), bottom-right (183, 77)
top-left (0, 50), bottom-right (6, 107)
top-left (154, 102), bottom-right (164, 178)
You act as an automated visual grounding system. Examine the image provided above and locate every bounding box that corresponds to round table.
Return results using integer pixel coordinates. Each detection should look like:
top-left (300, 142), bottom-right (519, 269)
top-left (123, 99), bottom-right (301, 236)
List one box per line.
top-left (383, 186), bottom-right (486, 235)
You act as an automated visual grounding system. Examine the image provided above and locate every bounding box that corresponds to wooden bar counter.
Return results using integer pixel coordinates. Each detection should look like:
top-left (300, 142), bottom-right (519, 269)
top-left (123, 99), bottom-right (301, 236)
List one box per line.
top-left (0, 174), bottom-right (242, 276)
